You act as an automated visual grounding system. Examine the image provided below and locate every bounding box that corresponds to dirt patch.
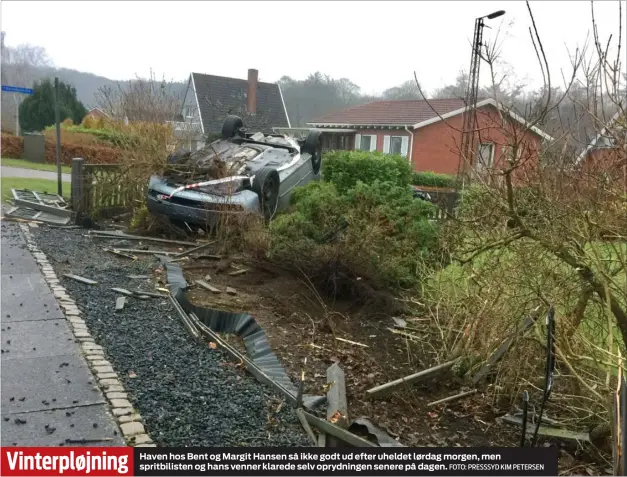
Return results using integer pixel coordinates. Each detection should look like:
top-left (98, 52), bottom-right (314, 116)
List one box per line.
top-left (178, 252), bottom-right (525, 448)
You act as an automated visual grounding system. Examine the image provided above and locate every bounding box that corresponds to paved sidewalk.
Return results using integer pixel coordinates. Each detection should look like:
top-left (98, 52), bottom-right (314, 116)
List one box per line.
top-left (0, 222), bottom-right (123, 446)
top-left (1, 166), bottom-right (71, 182)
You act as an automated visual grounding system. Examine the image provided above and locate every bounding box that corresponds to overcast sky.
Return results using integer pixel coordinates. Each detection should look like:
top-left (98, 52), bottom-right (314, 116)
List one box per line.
top-left (2, 1), bottom-right (625, 95)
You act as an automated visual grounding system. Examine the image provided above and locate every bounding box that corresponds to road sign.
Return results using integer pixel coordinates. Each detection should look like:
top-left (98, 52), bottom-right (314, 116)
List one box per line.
top-left (1, 85), bottom-right (33, 95)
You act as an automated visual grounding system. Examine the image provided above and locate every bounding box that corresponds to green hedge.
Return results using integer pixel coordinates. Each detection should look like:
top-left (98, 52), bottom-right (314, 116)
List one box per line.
top-left (322, 150), bottom-right (412, 193)
top-left (45, 125), bottom-right (135, 148)
top-left (411, 171), bottom-right (456, 188)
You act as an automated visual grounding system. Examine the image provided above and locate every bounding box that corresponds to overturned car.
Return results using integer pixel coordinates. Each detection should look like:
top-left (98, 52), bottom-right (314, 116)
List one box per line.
top-left (147, 115), bottom-right (323, 226)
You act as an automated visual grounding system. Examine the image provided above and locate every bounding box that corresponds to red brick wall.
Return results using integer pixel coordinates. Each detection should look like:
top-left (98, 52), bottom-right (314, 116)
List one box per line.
top-left (409, 104), bottom-right (543, 175)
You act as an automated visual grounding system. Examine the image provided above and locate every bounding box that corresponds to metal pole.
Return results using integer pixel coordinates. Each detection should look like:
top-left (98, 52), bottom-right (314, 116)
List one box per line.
top-left (54, 77), bottom-right (62, 197)
top-left (14, 95), bottom-right (20, 136)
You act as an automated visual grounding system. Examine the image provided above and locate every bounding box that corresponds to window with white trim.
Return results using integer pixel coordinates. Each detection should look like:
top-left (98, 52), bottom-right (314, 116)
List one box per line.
top-left (390, 136), bottom-right (403, 155)
top-left (360, 135), bottom-right (372, 151)
top-left (184, 105), bottom-right (194, 118)
top-left (476, 142), bottom-right (495, 168)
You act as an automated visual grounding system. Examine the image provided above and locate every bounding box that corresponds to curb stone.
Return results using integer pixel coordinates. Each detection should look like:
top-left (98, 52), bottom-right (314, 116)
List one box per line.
top-left (18, 223), bottom-right (156, 447)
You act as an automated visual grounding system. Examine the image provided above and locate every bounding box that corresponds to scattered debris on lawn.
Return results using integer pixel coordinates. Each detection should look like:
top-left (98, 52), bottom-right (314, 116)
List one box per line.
top-left (115, 297), bottom-right (126, 311)
top-left (109, 248), bottom-right (176, 256)
top-left (63, 274), bottom-right (98, 285)
top-left (226, 286), bottom-right (237, 295)
top-left (195, 280), bottom-right (220, 294)
top-left (427, 389), bottom-right (478, 407)
top-left (349, 418), bottom-right (405, 447)
top-left (127, 275), bottom-right (150, 280)
top-left (89, 230), bottom-right (198, 247)
top-left (498, 413), bottom-right (591, 443)
top-left (111, 288), bottom-right (133, 296)
top-left (175, 241), bottom-right (216, 258)
top-left (104, 248), bottom-right (137, 260)
top-left (366, 358), bottom-right (460, 398)
top-left (335, 337), bottom-right (368, 348)
top-left (228, 269), bottom-right (249, 277)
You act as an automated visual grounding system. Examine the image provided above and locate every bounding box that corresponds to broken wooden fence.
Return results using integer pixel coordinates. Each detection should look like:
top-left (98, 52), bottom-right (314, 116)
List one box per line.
top-left (72, 158), bottom-right (146, 219)
top-left (428, 190), bottom-right (458, 221)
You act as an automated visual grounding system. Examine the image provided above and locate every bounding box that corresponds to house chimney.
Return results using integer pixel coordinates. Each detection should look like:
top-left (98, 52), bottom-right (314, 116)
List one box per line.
top-left (247, 68), bottom-right (258, 115)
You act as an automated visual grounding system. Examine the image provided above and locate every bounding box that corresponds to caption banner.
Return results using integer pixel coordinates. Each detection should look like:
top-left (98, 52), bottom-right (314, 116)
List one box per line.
top-left (135, 448), bottom-right (558, 476)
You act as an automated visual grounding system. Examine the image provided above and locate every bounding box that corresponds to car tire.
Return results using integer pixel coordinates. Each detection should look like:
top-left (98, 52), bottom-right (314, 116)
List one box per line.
top-left (222, 115), bottom-right (244, 139)
top-left (302, 130), bottom-right (323, 175)
top-left (251, 167), bottom-right (280, 222)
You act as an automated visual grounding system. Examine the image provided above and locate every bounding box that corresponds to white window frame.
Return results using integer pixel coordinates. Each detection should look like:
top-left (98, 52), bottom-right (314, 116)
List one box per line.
top-left (389, 136), bottom-right (403, 155)
top-left (184, 105), bottom-right (194, 119)
top-left (360, 135), bottom-right (372, 152)
top-left (476, 142), bottom-right (495, 169)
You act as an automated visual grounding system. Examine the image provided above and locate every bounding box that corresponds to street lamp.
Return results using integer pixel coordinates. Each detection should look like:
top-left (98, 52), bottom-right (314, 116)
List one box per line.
top-left (457, 9), bottom-right (506, 187)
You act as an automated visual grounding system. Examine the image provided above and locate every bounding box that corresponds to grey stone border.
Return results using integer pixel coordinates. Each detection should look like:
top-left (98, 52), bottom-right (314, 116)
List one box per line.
top-left (18, 223), bottom-right (156, 447)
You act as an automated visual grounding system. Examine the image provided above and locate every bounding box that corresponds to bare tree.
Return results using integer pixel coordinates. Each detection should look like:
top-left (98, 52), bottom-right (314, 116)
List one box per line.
top-left (95, 70), bottom-right (182, 124)
top-left (1, 32), bottom-right (52, 133)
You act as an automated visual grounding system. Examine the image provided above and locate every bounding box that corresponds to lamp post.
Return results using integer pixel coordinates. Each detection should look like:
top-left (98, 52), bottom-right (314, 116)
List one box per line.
top-left (457, 10), bottom-right (506, 188)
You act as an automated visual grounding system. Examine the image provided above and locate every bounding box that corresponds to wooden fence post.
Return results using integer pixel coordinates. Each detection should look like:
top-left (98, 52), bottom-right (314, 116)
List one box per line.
top-left (71, 158), bottom-right (85, 222)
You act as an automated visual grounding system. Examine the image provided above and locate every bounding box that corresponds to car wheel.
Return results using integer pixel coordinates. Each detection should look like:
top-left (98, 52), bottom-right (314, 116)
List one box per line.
top-left (252, 167), bottom-right (280, 222)
top-left (302, 130), bottom-right (323, 175)
top-left (222, 115), bottom-right (244, 139)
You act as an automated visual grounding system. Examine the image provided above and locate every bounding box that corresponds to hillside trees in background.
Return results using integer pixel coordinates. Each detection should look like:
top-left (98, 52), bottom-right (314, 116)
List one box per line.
top-left (18, 78), bottom-right (87, 132)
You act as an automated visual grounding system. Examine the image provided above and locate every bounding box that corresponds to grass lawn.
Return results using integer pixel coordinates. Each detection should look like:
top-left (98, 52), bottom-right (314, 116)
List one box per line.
top-left (1, 177), bottom-right (70, 202)
top-left (1, 157), bottom-right (71, 174)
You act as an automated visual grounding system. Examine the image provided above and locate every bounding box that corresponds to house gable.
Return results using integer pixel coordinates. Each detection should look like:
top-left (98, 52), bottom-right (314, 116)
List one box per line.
top-left (191, 72), bottom-right (289, 135)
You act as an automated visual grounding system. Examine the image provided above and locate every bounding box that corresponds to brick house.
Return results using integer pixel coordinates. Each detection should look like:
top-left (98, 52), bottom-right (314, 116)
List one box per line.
top-left (302, 98), bottom-right (553, 176)
top-left (576, 110), bottom-right (626, 189)
top-left (84, 107), bottom-right (110, 120)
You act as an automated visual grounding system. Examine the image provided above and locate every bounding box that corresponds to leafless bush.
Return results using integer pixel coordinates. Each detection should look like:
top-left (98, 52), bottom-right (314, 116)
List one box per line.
top-left (416, 1), bottom-right (626, 434)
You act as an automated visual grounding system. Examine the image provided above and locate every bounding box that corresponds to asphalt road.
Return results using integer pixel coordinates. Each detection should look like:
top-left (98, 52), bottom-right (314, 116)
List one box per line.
top-left (1, 166), bottom-right (71, 182)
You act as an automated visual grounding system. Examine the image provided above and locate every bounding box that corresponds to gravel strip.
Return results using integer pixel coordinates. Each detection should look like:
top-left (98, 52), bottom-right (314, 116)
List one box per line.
top-left (31, 226), bottom-right (311, 447)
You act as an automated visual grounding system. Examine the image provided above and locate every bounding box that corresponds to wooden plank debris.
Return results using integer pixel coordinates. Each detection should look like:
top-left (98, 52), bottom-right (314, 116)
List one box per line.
top-left (195, 280), bottom-right (221, 294)
top-left (336, 337), bottom-right (368, 348)
top-left (63, 274), bottom-right (98, 285)
top-left (296, 408), bottom-right (318, 446)
top-left (133, 291), bottom-right (167, 298)
top-left (327, 363), bottom-right (349, 428)
top-left (111, 248), bottom-right (175, 255)
top-left (366, 359), bottom-right (459, 399)
top-left (111, 288), bottom-right (133, 296)
top-left (427, 389), bottom-right (477, 407)
top-left (127, 275), bottom-right (150, 280)
top-left (301, 411), bottom-right (377, 447)
top-left (89, 231), bottom-right (197, 247)
top-left (228, 269), bottom-right (249, 277)
top-left (499, 414), bottom-right (591, 443)
top-left (175, 241), bottom-right (215, 258)
top-left (318, 433), bottom-right (327, 447)
top-left (115, 297), bottom-right (126, 311)
top-left (226, 286), bottom-right (237, 295)
top-left (472, 316), bottom-right (536, 384)
top-left (104, 248), bottom-right (136, 260)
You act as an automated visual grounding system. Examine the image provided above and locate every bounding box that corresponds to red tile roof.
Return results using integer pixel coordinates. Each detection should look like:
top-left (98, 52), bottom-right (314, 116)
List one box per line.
top-left (309, 99), bottom-right (470, 126)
